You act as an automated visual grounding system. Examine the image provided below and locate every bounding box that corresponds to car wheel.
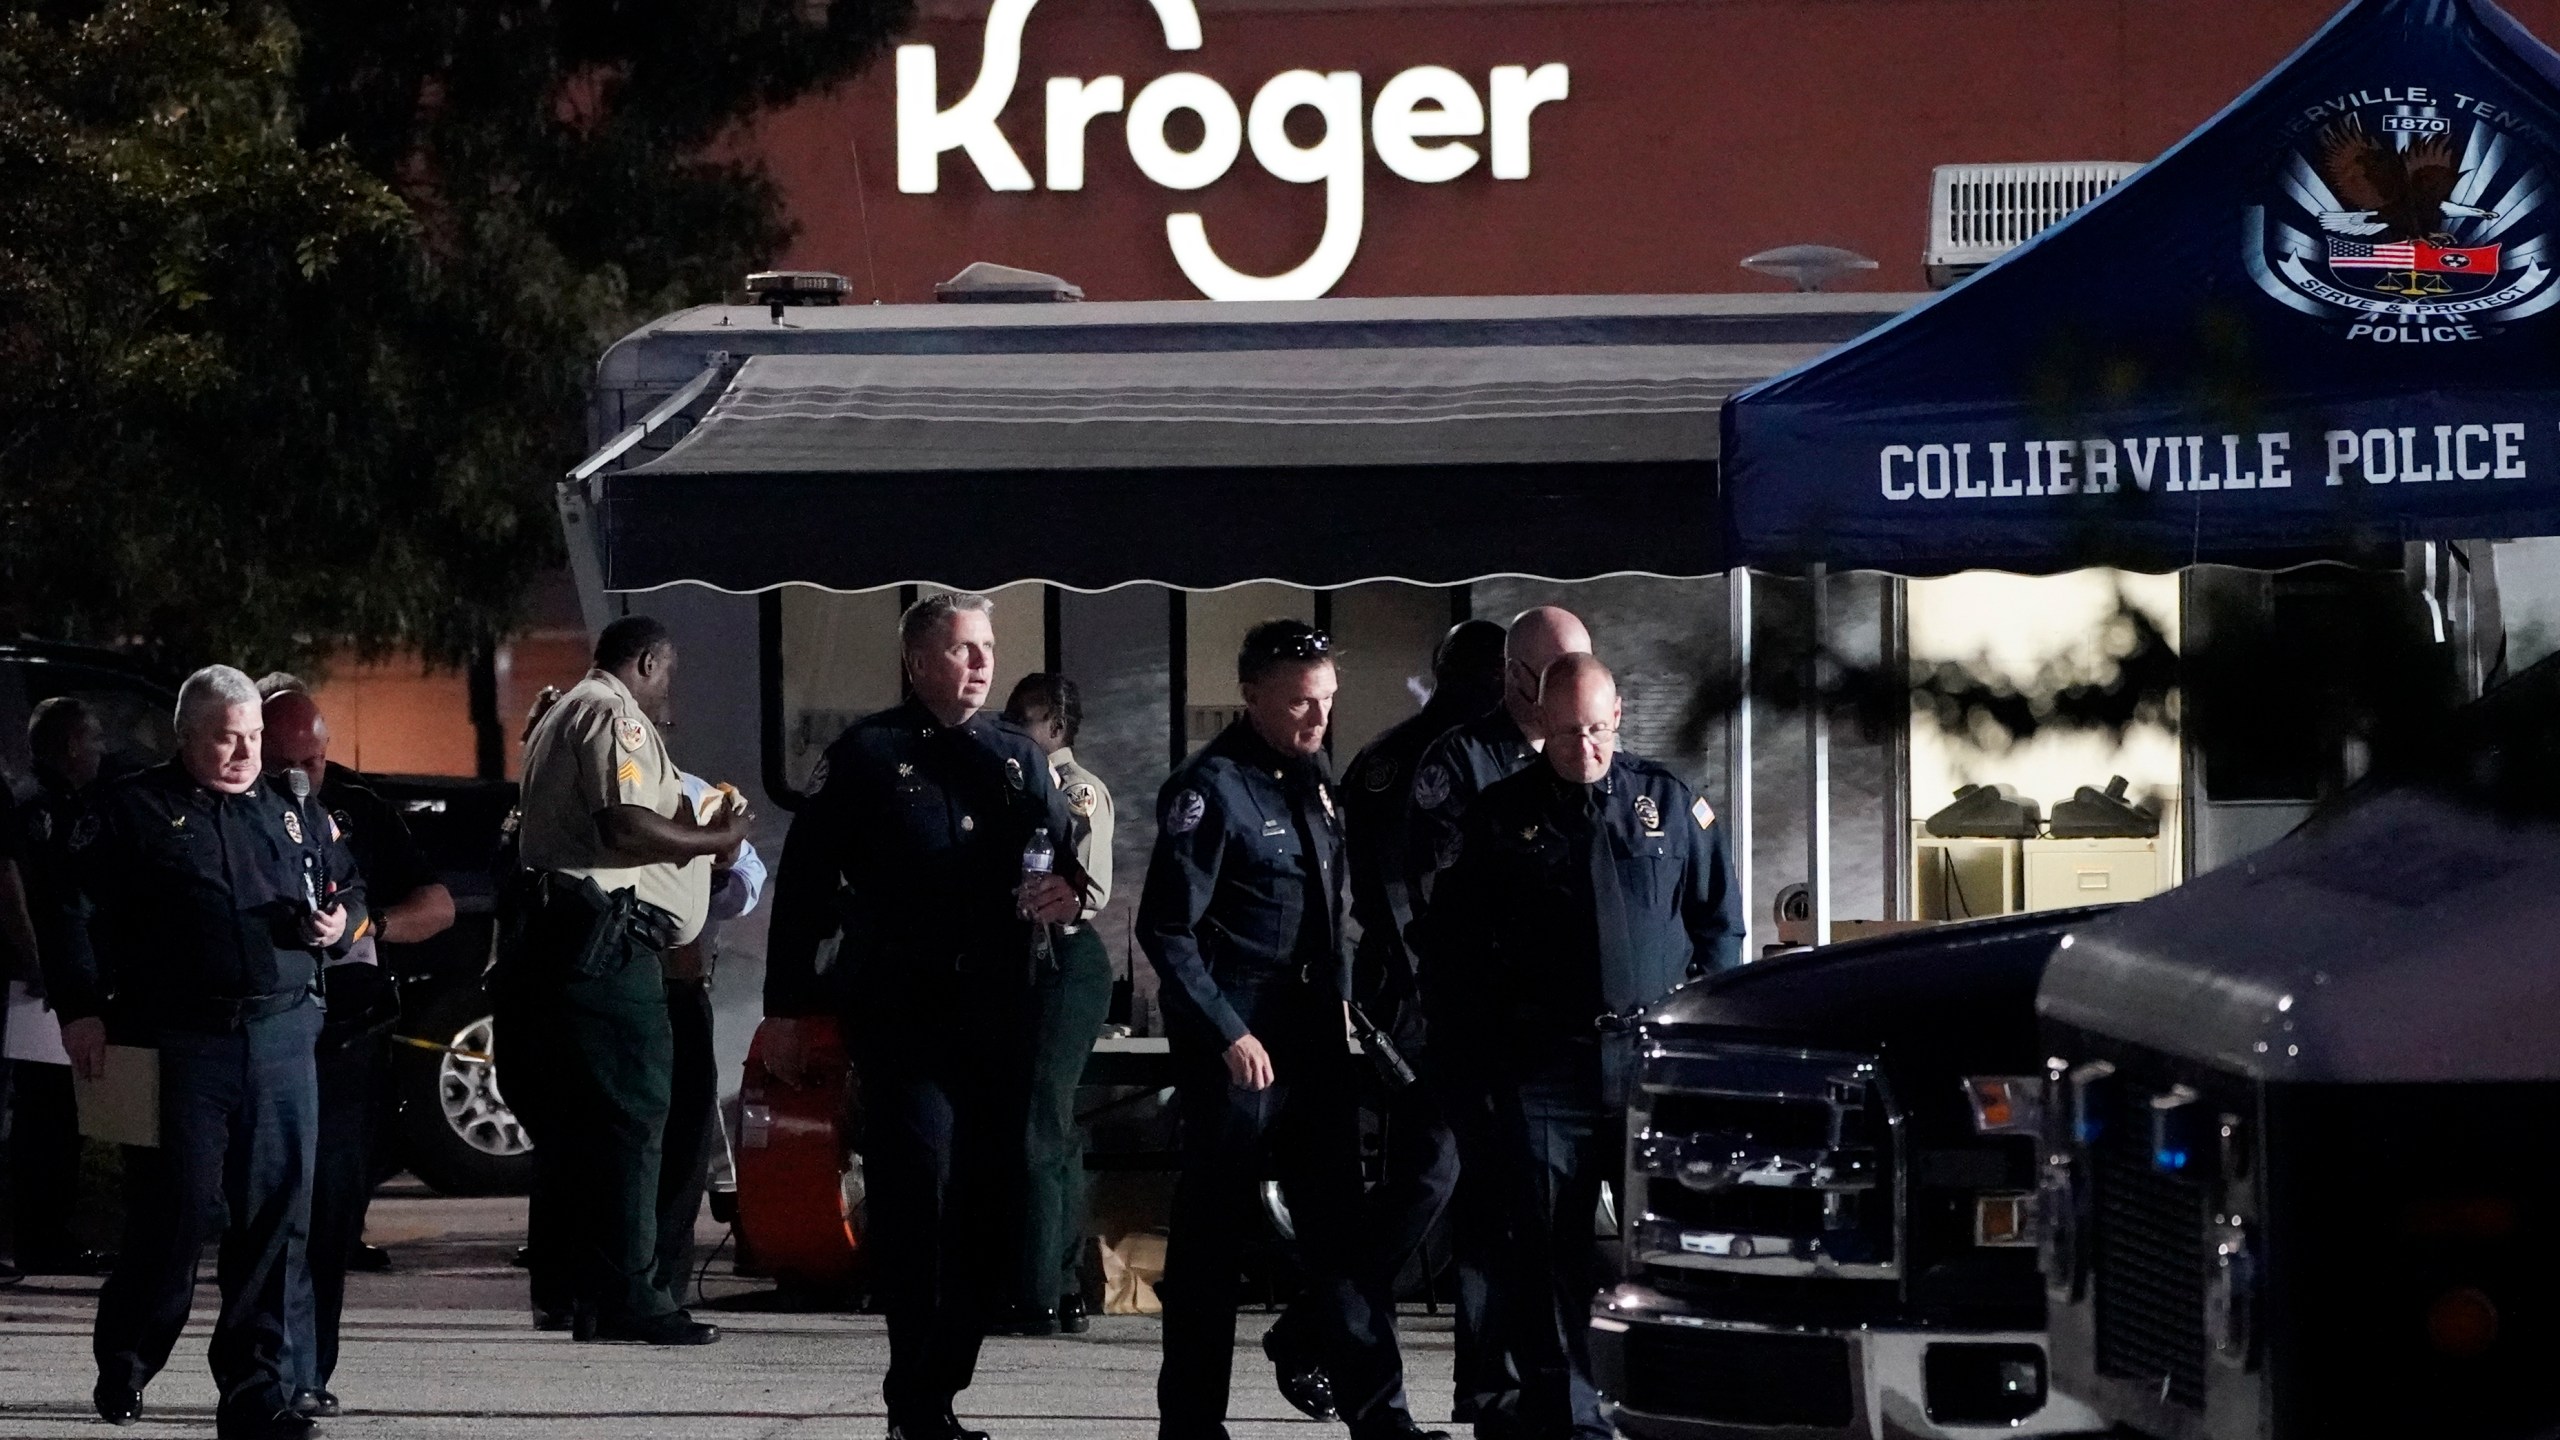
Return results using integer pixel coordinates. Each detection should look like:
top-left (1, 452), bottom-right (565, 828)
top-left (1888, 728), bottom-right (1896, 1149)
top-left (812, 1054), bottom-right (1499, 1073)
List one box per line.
top-left (396, 979), bottom-right (534, 1195)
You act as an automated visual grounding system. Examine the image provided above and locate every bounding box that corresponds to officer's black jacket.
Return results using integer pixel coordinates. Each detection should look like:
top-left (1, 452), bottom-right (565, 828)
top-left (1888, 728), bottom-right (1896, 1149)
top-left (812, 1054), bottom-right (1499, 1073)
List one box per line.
top-left (1404, 706), bottom-right (1540, 908)
top-left (765, 700), bottom-right (1075, 1017)
top-left (1411, 751), bottom-right (1742, 1052)
top-left (320, 762), bottom-right (435, 910)
top-left (18, 771), bottom-right (97, 1011)
top-left (1341, 695), bottom-right (1489, 1011)
top-left (69, 761), bottom-right (368, 1025)
top-left (1138, 720), bottom-right (1348, 1050)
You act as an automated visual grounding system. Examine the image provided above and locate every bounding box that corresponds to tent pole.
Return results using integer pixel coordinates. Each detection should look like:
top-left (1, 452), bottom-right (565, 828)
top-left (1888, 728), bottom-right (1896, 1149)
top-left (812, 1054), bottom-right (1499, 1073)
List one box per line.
top-left (1727, 568), bottom-right (1755, 962)
top-left (1807, 563), bottom-right (1832, 947)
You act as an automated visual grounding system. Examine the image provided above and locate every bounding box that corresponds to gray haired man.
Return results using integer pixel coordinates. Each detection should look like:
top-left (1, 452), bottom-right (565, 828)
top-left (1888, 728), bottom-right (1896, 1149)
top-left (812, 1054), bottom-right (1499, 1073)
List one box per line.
top-left (74, 666), bottom-right (368, 1440)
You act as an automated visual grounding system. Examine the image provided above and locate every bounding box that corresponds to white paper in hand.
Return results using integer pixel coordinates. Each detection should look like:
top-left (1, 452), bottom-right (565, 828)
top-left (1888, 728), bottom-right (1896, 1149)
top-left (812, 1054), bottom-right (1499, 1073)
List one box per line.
top-left (74, 1046), bottom-right (160, 1148)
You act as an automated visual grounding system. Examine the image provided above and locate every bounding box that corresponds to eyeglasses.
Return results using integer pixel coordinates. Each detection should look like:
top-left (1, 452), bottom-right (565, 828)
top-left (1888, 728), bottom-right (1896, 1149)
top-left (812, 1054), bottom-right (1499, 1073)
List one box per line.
top-left (1557, 723), bottom-right (1619, 745)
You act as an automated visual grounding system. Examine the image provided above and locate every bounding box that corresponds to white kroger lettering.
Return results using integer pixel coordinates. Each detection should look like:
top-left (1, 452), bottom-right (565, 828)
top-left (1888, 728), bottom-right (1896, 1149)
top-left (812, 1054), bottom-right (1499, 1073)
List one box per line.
top-left (1880, 444), bottom-right (1916, 500)
top-left (2325, 429), bottom-right (2357, 486)
top-left (1953, 442), bottom-right (1985, 497)
top-left (2122, 437), bottom-right (2165, 492)
top-left (2260, 432), bottom-right (2293, 487)
top-left (2220, 434), bottom-right (2256, 489)
top-left (1917, 443), bottom-right (1955, 499)
top-left (2458, 423), bottom-right (2493, 479)
top-left (2083, 439), bottom-right (2118, 493)
top-left (2396, 427), bottom-right (2432, 482)
top-left (2497, 422), bottom-right (2527, 477)
top-left (2362, 428), bottom-right (2397, 483)
top-left (894, 0), bottom-right (1567, 300)
top-left (1988, 441), bottom-right (2022, 497)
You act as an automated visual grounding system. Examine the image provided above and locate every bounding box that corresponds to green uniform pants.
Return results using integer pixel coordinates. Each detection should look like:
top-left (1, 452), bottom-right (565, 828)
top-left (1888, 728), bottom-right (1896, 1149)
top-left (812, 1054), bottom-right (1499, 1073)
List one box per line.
top-left (501, 947), bottom-right (677, 1326)
top-left (1012, 925), bottom-right (1115, 1310)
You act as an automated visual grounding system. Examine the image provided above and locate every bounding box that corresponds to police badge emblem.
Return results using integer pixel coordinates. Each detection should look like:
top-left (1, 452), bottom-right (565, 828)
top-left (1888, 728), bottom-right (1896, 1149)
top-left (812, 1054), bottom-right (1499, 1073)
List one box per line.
top-left (1005, 757), bottom-right (1025, 790)
top-left (1633, 795), bottom-right (1662, 834)
top-left (1168, 789), bottom-right (1207, 834)
top-left (282, 809), bottom-right (304, 844)
top-left (1067, 782), bottom-right (1099, 819)
top-left (615, 717), bottom-right (647, 753)
top-left (1692, 796), bottom-right (1716, 829)
top-left (1362, 756), bottom-right (1398, 793)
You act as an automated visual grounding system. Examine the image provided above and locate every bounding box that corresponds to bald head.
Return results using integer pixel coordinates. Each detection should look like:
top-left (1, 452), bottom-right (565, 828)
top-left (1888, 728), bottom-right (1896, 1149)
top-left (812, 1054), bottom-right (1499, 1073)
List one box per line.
top-left (1504, 605), bottom-right (1593, 729)
top-left (1539, 653), bottom-right (1620, 784)
top-left (263, 688), bottom-right (330, 796)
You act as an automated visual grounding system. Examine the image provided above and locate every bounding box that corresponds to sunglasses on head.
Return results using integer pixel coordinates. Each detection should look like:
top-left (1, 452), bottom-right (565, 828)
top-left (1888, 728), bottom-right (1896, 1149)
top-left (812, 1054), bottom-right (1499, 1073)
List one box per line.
top-left (1254, 629), bottom-right (1333, 663)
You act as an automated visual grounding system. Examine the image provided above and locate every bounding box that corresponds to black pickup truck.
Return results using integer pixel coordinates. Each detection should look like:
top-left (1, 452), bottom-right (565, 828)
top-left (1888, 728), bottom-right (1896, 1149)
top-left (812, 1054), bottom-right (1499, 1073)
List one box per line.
top-left (0, 639), bottom-right (528, 1194)
top-left (1592, 909), bottom-right (2112, 1440)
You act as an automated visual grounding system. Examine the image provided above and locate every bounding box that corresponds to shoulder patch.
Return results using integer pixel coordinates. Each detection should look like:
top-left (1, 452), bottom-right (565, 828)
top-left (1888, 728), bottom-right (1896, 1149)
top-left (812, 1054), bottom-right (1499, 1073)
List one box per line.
top-left (1005, 756), bottom-right (1025, 791)
top-left (282, 809), bottom-right (304, 845)
top-left (1360, 754), bottom-right (1400, 793)
top-left (616, 759), bottom-right (641, 787)
top-left (1067, 781), bottom-right (1100, 819)
top-left (1412, 762), bottom-right (1453, 811)
top-left (1167, 789), bottom-right (1207, 835)
top-left (615, 716), bottom-right (647, 753)
top-left (1692, 796), bottom-right (1716, 830)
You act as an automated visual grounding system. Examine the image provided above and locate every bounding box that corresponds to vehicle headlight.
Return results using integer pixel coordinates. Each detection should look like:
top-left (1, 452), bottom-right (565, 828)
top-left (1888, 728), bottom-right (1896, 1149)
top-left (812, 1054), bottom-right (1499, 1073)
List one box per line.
top-left (1963, 1075), bottom-right (2045, 1136)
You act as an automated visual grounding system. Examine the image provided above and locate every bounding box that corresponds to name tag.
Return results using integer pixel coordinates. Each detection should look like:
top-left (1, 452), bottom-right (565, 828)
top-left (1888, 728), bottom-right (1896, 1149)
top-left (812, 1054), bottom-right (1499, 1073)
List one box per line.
top-left (1262, 818), bottom-right (1288, 837)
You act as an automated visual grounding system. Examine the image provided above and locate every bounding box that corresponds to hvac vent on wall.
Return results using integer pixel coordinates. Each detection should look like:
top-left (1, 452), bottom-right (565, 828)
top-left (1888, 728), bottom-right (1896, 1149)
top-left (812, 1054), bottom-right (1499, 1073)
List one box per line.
top-left (1926, 161), bottom-right (2142, 288)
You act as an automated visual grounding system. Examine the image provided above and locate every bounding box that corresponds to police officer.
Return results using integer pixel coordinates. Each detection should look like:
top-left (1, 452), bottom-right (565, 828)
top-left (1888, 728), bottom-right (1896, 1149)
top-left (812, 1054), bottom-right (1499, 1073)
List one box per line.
top-left (761, 592), bottom-right (1080, 1440)
top-left (1337, 620), bottom-right (1512, 1423)
top-left (994, 673), bottom-right (1115, 1336)
top-left (501, 616), bottom-right (746, 1347)
top-left (1406, 607), bottom-right (1592, 906)
top-left (71, 666), bottom-right (367, 1440)
top-left (260, 685), bottom-right (456, 1416)
top-left (1412, 656), bottom-right (1742, 1440)
top-left (11, 697), bottom-right (108, 1280)
top-left (1143, 620), bottom-right (1441, 1440)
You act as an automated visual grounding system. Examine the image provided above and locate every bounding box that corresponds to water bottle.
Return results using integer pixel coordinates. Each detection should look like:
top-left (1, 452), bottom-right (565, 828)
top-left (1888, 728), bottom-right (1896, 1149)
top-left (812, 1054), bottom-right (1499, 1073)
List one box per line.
top-left (1022, 831), bottom-right (1057, 973)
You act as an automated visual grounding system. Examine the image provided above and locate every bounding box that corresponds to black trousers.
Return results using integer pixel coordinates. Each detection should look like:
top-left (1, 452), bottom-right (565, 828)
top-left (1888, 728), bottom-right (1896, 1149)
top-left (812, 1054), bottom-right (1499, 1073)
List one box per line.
top-left (499, 948), bottom-right (677, 1326)
top-left (1159, 983), bottom-right (1410, 1440)
top-left (286, 1021), bottom-right (388, 1392)
top-left (10, 1059), bottom-right (81, 1267)
top-left (653, 977), bottom-right (719, 1301)
top-left (1360, 1050), bottom-right (1519, 1421)
top-left (95, 1002), bottom-right (322, 1419)
top-left (1008, 925), bottom-right (1114, 1312)
top-left (852, 987), bottom-right (1028, 1427)
top-left (1492, 1041), bottom-right (1620, 1440)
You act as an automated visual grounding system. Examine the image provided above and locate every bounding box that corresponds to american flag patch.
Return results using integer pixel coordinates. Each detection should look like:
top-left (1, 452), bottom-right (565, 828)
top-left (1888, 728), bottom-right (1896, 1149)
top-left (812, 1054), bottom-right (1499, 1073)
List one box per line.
top-left (2329, 239), bottom-right (2501, 274)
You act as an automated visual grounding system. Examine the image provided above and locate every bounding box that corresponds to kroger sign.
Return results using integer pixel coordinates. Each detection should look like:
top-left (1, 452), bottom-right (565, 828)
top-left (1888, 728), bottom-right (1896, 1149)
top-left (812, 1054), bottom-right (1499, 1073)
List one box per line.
top-left (896, 0), bottom-right (1570, 299)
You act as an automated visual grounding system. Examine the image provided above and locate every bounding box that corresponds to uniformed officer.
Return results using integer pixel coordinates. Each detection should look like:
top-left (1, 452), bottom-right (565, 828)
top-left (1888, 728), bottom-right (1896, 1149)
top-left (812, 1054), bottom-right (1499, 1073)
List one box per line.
top-left (500, 616), bottom-right (746, 1347)
top-left (71, 666), bottom-right (368, 1440)
top-left (1405, 607), bottom-right (1592, 909)
top-left (1143, 620), bottom-right (1442, 1440)
top-left (994, 673), bottom-right (1116, 1336)
top-left (761, 592), bottom-right (1081, 1440)
top-left (1412, 655), bottom-right (1742, 1440)
top-left (261, 685), bottom-right (456, 1416)
top-left (11, 697), bottom-right (107, 1280)
top-left (1337, 620), bottom-right (1512, 1423)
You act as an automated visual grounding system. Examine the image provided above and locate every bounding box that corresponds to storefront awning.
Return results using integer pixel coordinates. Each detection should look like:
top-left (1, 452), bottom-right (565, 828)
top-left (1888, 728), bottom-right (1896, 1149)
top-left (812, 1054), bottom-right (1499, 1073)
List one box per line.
top-left (1724, 0), bottom-right (2560, 577)
top-left (584, 295), bottom-right (1904, 593)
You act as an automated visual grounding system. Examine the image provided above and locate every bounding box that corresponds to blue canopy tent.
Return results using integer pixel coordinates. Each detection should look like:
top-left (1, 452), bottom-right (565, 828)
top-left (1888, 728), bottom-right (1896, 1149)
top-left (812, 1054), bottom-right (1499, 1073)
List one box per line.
top-left (1719, 0), bottom-right (2560, 936)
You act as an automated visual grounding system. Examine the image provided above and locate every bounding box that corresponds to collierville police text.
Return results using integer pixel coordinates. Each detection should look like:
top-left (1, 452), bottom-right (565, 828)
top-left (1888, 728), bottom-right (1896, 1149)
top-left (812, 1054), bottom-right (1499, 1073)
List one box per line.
top-left (1877, 424), bottom-right (2528, 500)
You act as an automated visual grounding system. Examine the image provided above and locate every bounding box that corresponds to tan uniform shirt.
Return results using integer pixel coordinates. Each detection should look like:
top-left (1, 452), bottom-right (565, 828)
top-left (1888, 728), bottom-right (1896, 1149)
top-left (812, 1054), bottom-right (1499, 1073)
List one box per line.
top-left (519, 669), bottom-right (710, 946)
top-left (1053, 747), bottom-right (1115, 920)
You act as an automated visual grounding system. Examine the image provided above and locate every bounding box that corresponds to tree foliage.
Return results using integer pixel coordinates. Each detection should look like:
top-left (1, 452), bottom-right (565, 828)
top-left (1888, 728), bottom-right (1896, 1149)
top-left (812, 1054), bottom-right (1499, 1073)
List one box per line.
top-left (0, 0), bottom-right (908, 674)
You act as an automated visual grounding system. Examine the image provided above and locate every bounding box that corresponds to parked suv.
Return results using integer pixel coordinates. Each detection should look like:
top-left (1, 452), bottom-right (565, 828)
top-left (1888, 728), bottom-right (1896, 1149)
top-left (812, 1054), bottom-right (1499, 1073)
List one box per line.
top-left (1592, 910), bottom-right (2109, 1440)
top-left (0, 639), bottom-right (529, 1194)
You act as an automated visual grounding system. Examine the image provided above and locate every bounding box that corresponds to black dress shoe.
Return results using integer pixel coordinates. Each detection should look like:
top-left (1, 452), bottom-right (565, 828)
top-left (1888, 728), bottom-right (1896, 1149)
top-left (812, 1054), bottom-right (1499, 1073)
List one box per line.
top-left (982, 1304), bottom-right (1059, 1337)
top-left (1261, 1330), bottom-right (1339, 1422)
top-left (291, 1387), bottom-right (341, 1417)
top-left (92, 1379), bottom-right (142, 1425)
top-left (1056, 1292), bottom-right (1090, 1334)
top-left (351, 1242), bottom-right (392, 1272)
top-left (590, 1311), bottom-right (719, 1345)
top-left (533, 1306), bottom-right (574, 1332)
top-left (215, 1406), bottom-right (314, 1440)
top-left (23, 1247), bottom-right (117, 1276)
top-left (1351, 1424), bottom-right (1449, 1440)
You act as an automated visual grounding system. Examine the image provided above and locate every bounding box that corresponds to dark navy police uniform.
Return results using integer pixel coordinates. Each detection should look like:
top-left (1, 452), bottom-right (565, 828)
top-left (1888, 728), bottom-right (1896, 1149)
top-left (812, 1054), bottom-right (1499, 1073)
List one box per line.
top-left (1341, 695), bottom-right (1522, 1423)
top-left (1141, 720), bottom-right (1415, 1440)
top-left (765, 700), bottom-right (1074, 1434)
top-left (1413, 751), bottom-right (1741, 1440)
top-left (70, 762), bottom-right (365, 1426)
top-left (13, 768), bottom-right (96, 1272)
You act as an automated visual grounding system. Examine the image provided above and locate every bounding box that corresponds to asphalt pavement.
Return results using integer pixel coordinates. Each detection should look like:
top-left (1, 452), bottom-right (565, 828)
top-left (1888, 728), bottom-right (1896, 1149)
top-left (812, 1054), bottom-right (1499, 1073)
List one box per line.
top-left (0, 1183), bottom-right (1459, 1439)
